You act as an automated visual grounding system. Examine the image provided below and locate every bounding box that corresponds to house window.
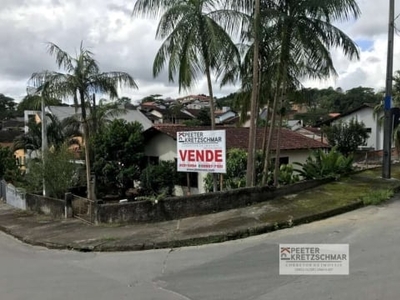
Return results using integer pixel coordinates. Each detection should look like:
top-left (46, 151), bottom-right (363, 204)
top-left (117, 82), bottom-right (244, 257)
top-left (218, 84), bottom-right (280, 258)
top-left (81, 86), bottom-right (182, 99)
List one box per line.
top-left (271, 156), bottom-right (289, 167)
top-left (177, 172), bottom-right (198, 188)
top-left (366, 128), bottom-right (372, 133)
top-left (147, 156), bottom-right (159, 165)
top-left (174, 158), bottom-right (198, 188)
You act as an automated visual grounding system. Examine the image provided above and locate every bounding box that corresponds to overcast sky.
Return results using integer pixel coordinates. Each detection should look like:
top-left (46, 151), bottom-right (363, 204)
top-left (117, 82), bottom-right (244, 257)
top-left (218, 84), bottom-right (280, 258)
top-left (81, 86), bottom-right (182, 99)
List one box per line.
top-left (0, 0), bottom-right (399, 104)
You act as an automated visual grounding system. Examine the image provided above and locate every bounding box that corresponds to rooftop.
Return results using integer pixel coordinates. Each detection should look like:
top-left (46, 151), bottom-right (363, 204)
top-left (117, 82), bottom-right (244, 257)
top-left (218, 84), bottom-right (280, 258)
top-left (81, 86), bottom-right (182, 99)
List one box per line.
top-left (145, 125), bottom-right (329, 151)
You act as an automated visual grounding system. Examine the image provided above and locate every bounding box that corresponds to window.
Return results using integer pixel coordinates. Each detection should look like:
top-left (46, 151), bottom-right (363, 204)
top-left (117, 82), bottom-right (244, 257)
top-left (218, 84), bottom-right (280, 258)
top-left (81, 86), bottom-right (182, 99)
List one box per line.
top-left (177, 172), bottom-right (198, 188)
top-left (366, 128), bottom-right (372, 133)
top-left (271, 156), bottom-right (289, 167)
top-left (175, 158), bottom-right (198, 188)
top-left (147, 156), bottom-right (159, 165)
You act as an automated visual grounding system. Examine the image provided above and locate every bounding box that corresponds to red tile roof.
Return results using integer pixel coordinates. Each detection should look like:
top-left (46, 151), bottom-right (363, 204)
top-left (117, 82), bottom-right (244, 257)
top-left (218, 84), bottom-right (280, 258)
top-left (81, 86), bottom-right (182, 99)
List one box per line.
top-left (145, 125), bottom-right (329, 151)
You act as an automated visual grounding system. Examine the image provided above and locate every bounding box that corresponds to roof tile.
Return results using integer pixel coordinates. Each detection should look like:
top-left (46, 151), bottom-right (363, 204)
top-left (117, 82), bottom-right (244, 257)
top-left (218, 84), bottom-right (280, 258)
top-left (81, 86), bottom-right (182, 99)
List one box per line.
top-left (147, 125), bottom-right (329, 151)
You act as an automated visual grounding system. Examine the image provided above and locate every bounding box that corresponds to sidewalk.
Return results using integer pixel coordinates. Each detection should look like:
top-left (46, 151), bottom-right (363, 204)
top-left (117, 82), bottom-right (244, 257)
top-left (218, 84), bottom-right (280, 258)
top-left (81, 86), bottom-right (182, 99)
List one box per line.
top-left (1, 168), bottom-right (399, 252)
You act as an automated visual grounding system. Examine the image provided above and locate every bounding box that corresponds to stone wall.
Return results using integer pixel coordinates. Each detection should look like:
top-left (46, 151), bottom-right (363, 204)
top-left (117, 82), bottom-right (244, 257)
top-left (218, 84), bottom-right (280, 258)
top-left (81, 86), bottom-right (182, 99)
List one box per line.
top-left (25, 193), bottom-right (66, 219)
top-left (95, 178), bottom-right (332, 224)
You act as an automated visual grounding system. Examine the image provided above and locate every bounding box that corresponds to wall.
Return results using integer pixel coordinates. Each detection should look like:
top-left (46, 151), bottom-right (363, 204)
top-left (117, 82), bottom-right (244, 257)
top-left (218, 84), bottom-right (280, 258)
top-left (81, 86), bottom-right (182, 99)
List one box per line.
top-left (144, 133), bottom-right (177, 161)
top-left (96, 178), bottom-right (332, 224)
top-left (332, 107), bottom-right (382, 150)
top-left (5, 183), bottom-right (26, 210)
top-left (25, 194), bottom-right (66, 218)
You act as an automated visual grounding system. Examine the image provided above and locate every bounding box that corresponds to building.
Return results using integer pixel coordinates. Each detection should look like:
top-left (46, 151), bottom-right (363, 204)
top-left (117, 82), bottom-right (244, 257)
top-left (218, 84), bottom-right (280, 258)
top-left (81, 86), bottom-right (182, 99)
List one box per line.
top-left (319, 104), bottom-right (381, 150)
top-left (143, 125), bottom-right (329, 195)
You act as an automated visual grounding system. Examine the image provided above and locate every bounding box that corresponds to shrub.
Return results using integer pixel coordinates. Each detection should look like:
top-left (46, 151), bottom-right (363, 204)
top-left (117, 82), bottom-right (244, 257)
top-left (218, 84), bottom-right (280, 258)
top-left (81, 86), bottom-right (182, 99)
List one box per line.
top-left (294, 147), bottom-right (354, 180)
top-left (140, 161), bottom-right (177, 197)
top-left (23, 145), bottom-right (82, 198)
top-left (278, 164), bottom-right (300, 185)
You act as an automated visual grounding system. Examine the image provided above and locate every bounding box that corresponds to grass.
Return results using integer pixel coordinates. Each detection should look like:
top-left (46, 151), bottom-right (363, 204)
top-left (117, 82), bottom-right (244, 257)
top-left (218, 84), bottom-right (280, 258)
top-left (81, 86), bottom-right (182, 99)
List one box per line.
top-left (361, 189), bottom-right (394, 205)
top-left (256, 164), bottom-right (400, 223)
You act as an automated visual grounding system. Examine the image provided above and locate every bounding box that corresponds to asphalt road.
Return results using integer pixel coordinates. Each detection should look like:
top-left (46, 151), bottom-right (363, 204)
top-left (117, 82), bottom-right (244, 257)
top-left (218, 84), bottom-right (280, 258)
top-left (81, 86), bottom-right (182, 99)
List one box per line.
top-left (2, 196), bottom-right (400, 300)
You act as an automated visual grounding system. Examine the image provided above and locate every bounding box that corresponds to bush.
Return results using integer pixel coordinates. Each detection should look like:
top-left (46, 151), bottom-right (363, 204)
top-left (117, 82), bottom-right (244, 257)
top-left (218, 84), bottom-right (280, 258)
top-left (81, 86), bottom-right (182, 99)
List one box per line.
top-left (294, 147), bottom-right (354, 180)
top-left (204, 149), bottom-right (300, 191)
top-left (23, 145), bottom-right (82, 199)
top-left (278, 164), bottom-right (300, 185)
top-left (140, 161), bottom-right (177, 197)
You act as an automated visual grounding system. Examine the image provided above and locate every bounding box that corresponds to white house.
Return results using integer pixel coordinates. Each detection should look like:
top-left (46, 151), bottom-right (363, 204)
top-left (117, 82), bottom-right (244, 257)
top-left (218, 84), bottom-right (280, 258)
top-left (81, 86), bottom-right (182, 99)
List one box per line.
top-left (322, 104), bottom-right (382, 150)
top-left (143, 125), bottom-right (330, 195)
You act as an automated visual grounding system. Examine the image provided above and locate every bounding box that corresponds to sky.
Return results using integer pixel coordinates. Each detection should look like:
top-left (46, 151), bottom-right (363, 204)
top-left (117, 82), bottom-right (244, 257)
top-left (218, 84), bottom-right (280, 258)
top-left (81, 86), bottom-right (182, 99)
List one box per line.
top-left (0, 0), bottom-right (399, 105)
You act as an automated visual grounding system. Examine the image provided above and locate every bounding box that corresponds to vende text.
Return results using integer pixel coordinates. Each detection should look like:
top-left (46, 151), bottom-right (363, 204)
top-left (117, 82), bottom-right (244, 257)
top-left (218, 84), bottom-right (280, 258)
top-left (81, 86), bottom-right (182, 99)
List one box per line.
top-left (179, 150), bottom-right (223, 162)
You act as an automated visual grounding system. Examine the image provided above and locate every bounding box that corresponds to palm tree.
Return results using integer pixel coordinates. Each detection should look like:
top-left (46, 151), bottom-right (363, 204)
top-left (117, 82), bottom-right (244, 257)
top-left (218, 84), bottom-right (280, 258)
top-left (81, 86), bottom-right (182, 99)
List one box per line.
top-left (30, 42), bottom-right (138, 199)
top-left (133, 0), bottom-right (248, 191)
top-left (255, 0), bottom-right (360, 186)
top-left (13, 114), bottom-right (81, 155)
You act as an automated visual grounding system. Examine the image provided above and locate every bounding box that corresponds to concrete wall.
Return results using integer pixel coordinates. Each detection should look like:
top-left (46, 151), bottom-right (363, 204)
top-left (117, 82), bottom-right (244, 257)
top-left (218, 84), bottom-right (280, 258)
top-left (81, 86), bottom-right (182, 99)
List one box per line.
top-left (332, 107), bottom-right (382, 150)
top-left (25, 194), bottom-right (66, 219)
top-left (96, 178), bottom-right (332, 224)
top-left (5, 183), bottom-right (26, 210)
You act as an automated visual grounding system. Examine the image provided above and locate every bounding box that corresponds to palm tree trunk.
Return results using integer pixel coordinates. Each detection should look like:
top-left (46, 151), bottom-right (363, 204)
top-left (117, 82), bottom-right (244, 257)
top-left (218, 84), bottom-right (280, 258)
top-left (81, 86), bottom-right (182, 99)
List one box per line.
top-left (246, 0), bottom-right (261, 187)
top-left (261, 105), bottom-right (270, 157)
top-left (273, 109), bottom-right (284, 186)
top-left (261, 83), bottom-right (280, 185)
top-left (80, 90), bottom-right (93, 200)
top-left (205, 64), bottom-right (218, 192)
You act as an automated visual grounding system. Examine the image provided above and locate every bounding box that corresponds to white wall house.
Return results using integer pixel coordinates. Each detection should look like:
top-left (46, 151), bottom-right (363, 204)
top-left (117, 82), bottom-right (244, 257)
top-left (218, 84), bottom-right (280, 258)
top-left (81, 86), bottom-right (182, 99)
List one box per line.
top-left (327, 104), bottom-right (383, 150)
top-left (143, 125), bottom-right (329, 195)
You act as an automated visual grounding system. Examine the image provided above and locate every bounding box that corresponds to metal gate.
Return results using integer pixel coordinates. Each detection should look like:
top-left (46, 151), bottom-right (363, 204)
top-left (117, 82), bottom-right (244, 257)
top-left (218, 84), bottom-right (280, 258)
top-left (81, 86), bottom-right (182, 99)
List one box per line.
top-left (71, 194), bottom-right (95, 224)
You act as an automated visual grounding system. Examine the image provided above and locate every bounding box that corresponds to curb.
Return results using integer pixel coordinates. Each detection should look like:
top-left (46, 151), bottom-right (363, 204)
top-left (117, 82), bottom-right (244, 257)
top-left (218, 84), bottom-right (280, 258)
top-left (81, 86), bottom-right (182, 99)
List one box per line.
top-left (0, 200), bottom-right (364, 252)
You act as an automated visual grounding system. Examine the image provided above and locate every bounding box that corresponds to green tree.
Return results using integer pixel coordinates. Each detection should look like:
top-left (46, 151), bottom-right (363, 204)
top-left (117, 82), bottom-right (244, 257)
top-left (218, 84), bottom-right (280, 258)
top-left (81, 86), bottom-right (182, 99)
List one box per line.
top-left (13, 114), bottom-right (81, 154)
top-left (133, 1), bottom-right (242, 128)
top-left (92, 119), bottom-right (145, 197)
top-left (0, 146), bottom-right (21, 182)
top-left (16, 95), bottom-right (63, 114)
top-left (257, 0), bottom-right (360, 186)
top-left (30, 42), bottom-right (138, 200)
top-left (323, 118), bottom-right (370, 156)
top-left (0, 94), bottom-right (17, 120)
top-left (23, 145), bottom-right (80, 198)
top-left (133, 0), bottom-right (245, 192)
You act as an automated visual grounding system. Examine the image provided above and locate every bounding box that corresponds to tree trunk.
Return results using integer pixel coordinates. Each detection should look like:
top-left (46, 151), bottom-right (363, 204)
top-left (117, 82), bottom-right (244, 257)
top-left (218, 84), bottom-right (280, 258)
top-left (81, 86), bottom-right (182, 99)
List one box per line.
top-left (246, 0), bottom-right (261, 187)
top-left (261, 84), bottom-right (280, 185)
top-left (273, 79), bottom-right (287, 186)
top-left (261, 104), bottom-right (270, 156)
top-left (80, 89), bottom-right (93, 200)
top-left (205, 64), bottom-right (218, 192)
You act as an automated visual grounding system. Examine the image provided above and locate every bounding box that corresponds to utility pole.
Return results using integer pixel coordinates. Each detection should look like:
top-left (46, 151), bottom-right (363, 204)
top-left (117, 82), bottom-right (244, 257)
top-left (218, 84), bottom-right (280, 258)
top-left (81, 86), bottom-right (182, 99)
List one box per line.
top-left (383, 0), bottom-right (395, 179)
top-left (41, 94), bottom-right (48, 196)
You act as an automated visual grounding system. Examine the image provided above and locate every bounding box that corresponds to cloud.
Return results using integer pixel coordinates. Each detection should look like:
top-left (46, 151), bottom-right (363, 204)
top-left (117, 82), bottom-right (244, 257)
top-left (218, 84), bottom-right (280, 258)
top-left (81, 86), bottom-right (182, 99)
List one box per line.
top-left (0, 0), bottom-right (399, 103)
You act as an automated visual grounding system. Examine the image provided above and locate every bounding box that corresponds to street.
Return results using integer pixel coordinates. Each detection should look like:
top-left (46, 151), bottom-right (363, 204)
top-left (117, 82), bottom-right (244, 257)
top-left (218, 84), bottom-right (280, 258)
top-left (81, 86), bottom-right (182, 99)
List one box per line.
top-left (1, 197), bottom-right (400, 300)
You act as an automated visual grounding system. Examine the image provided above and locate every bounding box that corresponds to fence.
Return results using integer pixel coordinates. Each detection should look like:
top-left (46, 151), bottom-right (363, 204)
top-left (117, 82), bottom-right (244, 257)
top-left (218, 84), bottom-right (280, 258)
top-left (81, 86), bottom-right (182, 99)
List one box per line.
top-left (0, 180), bottom-right (26, 210)
top-left (71, 193), bottom-right (95, 224)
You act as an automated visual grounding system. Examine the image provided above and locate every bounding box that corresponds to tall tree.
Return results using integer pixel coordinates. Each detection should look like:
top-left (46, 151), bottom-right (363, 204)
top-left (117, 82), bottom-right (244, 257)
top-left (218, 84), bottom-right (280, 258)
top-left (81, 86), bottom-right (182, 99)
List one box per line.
top-left (16, 95), bottom-right (63, 114)
top-left (30, 42), bottom-right (138, 199)
top-left (0, 94), bottom-right (17, 120)
top-left (133, 0), bottom-right (247, 191)
top-left (257, 0), bottom-right (360, 186)
top-left (245, 0), bottom-right (261, 187)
